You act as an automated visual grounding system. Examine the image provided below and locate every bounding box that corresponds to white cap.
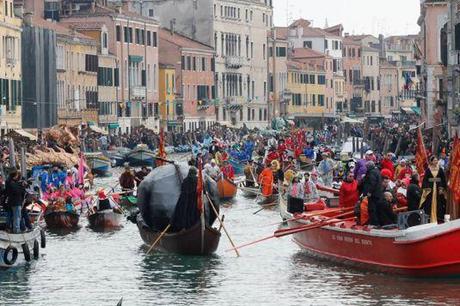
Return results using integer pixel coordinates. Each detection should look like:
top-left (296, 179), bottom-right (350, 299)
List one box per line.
top-left (365, 150), bottom-right (373, 155)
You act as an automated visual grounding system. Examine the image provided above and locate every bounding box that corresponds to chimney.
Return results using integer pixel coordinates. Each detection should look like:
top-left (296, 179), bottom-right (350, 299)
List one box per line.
top-left (344, 32), bottom-right (349, 37)
top-left (170, 18), bottom-right (176, 35)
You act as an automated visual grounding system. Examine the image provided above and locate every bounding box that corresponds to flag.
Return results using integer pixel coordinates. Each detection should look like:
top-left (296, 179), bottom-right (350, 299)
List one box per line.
top-left (404, 72), bottom-right (413, 90)
top-left (197, 158), bottom-right (204, 214)
top-left (449, 134), bottom-right (460, 202)
top-left (156, 126), bottom-right (167, 167)
top-left (415, 127), bottom-right (428, 176)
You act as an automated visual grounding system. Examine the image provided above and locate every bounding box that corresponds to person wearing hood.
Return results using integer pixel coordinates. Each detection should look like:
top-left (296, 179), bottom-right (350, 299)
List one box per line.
top-left (361, 161), bottom-right (384, 226)
top-left (339, 172), bottom-right (359, 209)
top-left (380, 152), bottom-right (395, 179)
top-left (407, 173), bottom-right (422, 212)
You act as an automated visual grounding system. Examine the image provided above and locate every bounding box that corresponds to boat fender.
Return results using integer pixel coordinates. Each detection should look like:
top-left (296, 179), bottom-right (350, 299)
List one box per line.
top-left (40, 229), bottom-right (46, 248)
top-left (3, 246), bottom-right (18, 266)
top-left (33, 240), bottom-right (40, 259)
top-left (22, 243), bottom-right (31, 262)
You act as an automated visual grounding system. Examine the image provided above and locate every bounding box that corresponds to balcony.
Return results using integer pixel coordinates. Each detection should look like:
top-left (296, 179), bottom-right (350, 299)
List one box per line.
top-left (224, 96), bottom-right (245, 111)
top-left (131, 86), bottom-right (146, 99)
top-left (225, 56), bottom-right (245, 69)
top-left (6, 57), bottom-right (16, 66)
top-left (197, 99), bottom-right (212, 111)
top-left (352, 79), bottom-right (365, 87)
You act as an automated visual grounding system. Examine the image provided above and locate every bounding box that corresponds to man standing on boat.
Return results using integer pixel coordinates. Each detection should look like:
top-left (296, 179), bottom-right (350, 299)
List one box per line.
top-left (259, 161), bottom-right (276, 198)
top-left (220, 160), bottom-right (235, 181)
top-left (243, 160), bottom-right (257, 187)
top-left (5, 170), bottom-right (26, 233)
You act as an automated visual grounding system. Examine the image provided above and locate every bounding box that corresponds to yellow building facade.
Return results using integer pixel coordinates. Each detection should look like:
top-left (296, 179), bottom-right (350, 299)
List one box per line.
top-left (159, 64), bottom-right (176, 130)
top-left (0, 0), bottom-right (22, 133)
top-left (286, 61), bottom-right (327, 120)
top-left (55, 28), bottom-right (98, 126)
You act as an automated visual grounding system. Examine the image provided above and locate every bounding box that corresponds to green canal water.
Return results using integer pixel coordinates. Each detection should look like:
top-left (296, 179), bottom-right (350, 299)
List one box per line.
top-left (1, 165), bottom-right (460, 305)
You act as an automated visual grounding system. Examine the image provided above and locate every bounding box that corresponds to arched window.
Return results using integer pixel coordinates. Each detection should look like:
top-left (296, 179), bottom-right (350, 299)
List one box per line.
top-left (440, 23), bottom-right (448, 66)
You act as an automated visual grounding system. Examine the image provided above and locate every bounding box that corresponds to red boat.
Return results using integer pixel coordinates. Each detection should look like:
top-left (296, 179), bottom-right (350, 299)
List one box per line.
top-left (287, 209), bottom-right (460, 277)
top-left (277, 193), bottom-right (460, 277)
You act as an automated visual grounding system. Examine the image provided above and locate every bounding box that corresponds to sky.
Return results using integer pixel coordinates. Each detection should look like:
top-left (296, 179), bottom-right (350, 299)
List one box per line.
top-left (273, 0), bottom-right (421, 37)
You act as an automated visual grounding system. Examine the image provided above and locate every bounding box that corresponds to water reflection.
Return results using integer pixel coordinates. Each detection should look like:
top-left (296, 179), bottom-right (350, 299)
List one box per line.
top-left (0, 265), bottom-right (32, 304)
top-left (290, 251), bottom-right (460, 305)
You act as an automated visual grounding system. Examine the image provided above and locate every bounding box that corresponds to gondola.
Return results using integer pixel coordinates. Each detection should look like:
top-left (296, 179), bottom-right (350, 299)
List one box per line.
top-left (44, 211), bottom-right (80, 229)
top-left (217, 177), bottom-right (237, 200)
top-left (127, 145), bottom-right (156, 167)
top-left (87, 209), bottom-right (123, 230)
top-left (137, 215), bottom-right (221, 255)
top-left (85, 153), bottom-right (111, 176)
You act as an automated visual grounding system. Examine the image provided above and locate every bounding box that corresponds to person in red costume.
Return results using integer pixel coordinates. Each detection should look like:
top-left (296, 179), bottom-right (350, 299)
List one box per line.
top-left (394, 159), bottom-right (412, 181)
top-left (339, 172), bottom-right (359, 208)
top-left (265, 148), bottom-right (280, 166)
top-left (278, 139), bottom-right (287, 162)
top-left (220, 160), bottom-right (235, 180)
top-left (380, 152), bottom-right (395, 179)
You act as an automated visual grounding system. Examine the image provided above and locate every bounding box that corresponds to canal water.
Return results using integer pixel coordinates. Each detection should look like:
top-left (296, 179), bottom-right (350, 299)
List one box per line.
top-left (1, 163), bottom-right (460, 305)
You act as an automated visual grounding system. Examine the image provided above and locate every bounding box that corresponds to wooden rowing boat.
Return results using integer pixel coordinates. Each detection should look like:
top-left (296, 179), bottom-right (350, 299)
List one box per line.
top-left (137, 215), bottom-right (221, 255)
top-left (44, 211), bottom-right (80, 229)
top-left (87, 210), bottom-right (123, 230)
top-left (257, 193), bottom-right (279, 207)
top-left (0, 227), bottom-right (45, 268)
top-left (127, 146), bottom-right (156, 167)
top-left (217, 177), bottom-right (237, 200)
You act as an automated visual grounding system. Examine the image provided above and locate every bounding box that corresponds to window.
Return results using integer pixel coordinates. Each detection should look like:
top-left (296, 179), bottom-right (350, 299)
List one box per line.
top-left (147, 31), bottom-right (151, 46)
top-left (85, 54), bottom-right (98, 72)
top-left (318, 95), bottom-right (325, 106)
top-left (309, 75), bottom-right (315, 84)
top-left (116, 26), bottom-right (121, 42)
top-left (181, 56), bottom-right (185, 70)
top-left (135, 28), bottom-right (140, 44)
top-left (149, 9), bottom-right (154, 17)
top-left (276, 47), bottom-right (286, 57)
top-left (128, 27), bottom-right (133, 43)
top-left (318, 75), bottom-right (326, 84)
top-left (201, 57), bottom-right (206, 71)
top-left (141, 29), bottom-right (145, 45)
top-left (114, 68), bottom-right (119, 86)
top-left (124, 26), bottom-right (128, 42)
top-left (102, 33), bottom-right (108, 49)
top-left (303, 41), bottom-right (312, 48)
top-left (324, 40), bottom-right (328, 49)
top-left (259, 108), bottom-right (262, 121)
top-left (98, 67), bottom-right (114, 86)
top-left (192, 57), bottom-right (196, 71)
top-left (186, 56), bottom-right (191, 70)
top-left (263, 44), bottom-right (266, 60)
top-left (153, 31), bottom-right (157, 47)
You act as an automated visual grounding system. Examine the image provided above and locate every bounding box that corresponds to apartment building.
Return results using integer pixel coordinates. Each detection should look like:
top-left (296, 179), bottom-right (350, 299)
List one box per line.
top-left (285, 60), bottom-right (327, 126)
top-left (379, 59), bottom-right (399, 116)
top-left (342, 36), bottom-right (363, 114)
top-left (268, 30), bottom-right (288, 117)
top-left (146, 0), bottom-right (273, 129)
top-left (158, 64), bottom-right (176, 130)
top-left (60, 3), bottom-right (160, 133)
top-left (0, 0), bottom-right (22, 133)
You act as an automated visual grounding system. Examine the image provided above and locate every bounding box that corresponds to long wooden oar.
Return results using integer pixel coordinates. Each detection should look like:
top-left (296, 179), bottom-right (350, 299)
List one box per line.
top-left (263, 207), bottom-right (355, 227)
top-left (274, 216), bottom-right (355, 238)
top-left (253, 201), bottom-right (278, 215)
top-left (146, 224), bottom-right (171, 255)
top-left (205, 193), bottom-right (240, 257)
top-left (226, 210), bottom-right (355, 253)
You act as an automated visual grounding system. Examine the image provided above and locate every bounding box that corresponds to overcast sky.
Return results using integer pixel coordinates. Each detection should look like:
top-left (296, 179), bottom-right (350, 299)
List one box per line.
top-left (273, 0), bottom-right (421, 36)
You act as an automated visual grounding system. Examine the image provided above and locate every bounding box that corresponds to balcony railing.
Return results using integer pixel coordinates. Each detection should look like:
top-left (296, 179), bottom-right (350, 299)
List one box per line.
top-left (225, 56), bottom-right (245, 69)
top-left (6, 57), bottom-right (16, 66)
top-left (197, 99), bottom-right (211, 111)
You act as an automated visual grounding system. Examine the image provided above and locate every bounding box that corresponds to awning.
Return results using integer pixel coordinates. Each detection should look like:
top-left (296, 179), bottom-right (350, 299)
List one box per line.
top-left (14, 129), bottom-right (37, 141)
top-left (341, 116), bottom-right (363, 124)
top-left (89, 125), bottom-right (108, 135)
top-left (129, 55), bottom-right (143, 63)
top-left (411, 106), bottom-right (421, 116)
top-left (108, 123), bottom-right (119, 129)
top-left (401, 107), bottom-right (414, 114)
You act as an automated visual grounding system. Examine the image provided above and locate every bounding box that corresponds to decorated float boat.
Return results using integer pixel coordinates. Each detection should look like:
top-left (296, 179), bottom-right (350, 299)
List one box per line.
top-left (217, 177), bottom-right (237, 200)
top-left (127, 145), bottom-right (156, 167)
top-left (44, 211), bottom-right (80, 229)
top-left (85, 153), bottom-right (111, 176)
top-left (0, 227), bottom-right (46, 268)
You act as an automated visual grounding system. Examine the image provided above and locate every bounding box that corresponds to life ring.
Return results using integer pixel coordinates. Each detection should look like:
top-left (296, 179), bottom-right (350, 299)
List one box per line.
top-left (33, 240), bottom-right (39, 260)
top-left (40, 229), bottom-right (46, 248)
top-left (22, 243), bottom-right (31, 262)
top-left (3, 246), bottom-right (18, 266)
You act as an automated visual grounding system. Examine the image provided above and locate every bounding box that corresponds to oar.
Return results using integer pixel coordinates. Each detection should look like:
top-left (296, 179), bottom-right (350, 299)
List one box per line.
top-left (146, 224), bottom-right (171, 255)
top-left (205, 193), bottom-right (240, 257)
top-left (226, 210), bottom-right (355, 253)
top-left (274, 216), bottom-right (356, 238)
top-left (253, 201), bottom-right (278, 215)
top-left (263, 207), bottom-right (355, 227)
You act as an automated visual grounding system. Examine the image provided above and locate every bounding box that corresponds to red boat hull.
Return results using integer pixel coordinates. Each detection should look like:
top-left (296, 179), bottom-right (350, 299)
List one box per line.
top-left (288, 218), bottom-right (460, 277)
top-left (44, 212), bottom-right (80, 229)
top-left (88, 210), bottom-right (123, 230)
